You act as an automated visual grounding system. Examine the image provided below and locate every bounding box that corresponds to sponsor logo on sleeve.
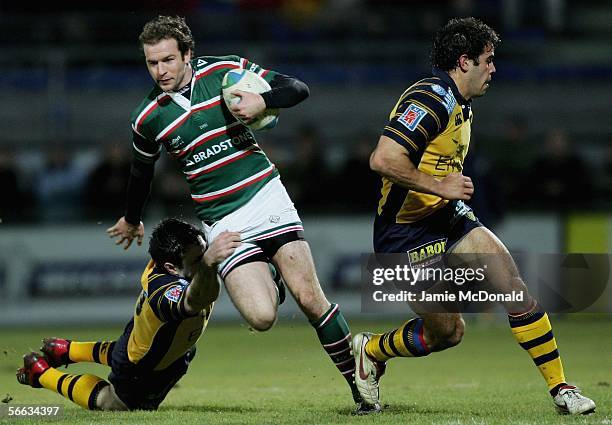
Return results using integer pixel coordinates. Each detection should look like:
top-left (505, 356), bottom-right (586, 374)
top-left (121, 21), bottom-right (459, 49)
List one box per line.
top-left (442, 91), bottom-right (457, 114)
top-left (431, 84), bottom-right (447, 96)
top-left (398, 104), bottom-right (427, 131)
top-left (164, 285), bottom-right (183, 303)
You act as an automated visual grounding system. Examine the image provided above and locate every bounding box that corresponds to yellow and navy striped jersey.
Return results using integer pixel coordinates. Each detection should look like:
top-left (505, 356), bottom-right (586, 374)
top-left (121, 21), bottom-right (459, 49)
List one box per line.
top-left (127, 260), bottom-right (212, 371)
top-left (377, 69), bottom-right (473, 223)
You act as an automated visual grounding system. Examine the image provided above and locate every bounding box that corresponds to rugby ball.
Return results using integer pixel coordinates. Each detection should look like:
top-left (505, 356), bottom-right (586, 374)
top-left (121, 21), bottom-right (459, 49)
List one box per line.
top-left (222, 69), bottom-right (279, 131)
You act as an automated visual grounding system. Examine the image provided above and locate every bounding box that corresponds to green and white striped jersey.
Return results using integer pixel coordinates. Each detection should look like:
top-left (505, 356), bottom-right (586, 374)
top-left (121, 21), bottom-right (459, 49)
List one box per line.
top-left (130, 55), bottom-right (280, 222)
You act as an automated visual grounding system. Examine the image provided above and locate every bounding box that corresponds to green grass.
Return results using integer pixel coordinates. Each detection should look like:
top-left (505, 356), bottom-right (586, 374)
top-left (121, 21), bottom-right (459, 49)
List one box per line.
top-left (0, 316), bottom-right (611, 424)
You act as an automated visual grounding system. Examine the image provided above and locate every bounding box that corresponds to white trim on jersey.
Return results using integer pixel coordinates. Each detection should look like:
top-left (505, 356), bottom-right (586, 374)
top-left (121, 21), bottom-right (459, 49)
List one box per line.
top-left (185, 145), bottom-right (257, 177)
top-left (156, 109), bottom-right (191, 141)
top-left (133, 140), bottom-right (161, 158)
top-left (191, 164), bottom-right (274, 201)
top-left (156, 96), bottom-right (222, 142)
top-left (194, 61), bottom-right (241, 78)
top-left (174, 121), bottom-right (243, 156)
top-left (133, 93), bottom-right (167, 130)
top-left (131, 123), bottom-right (145, 138)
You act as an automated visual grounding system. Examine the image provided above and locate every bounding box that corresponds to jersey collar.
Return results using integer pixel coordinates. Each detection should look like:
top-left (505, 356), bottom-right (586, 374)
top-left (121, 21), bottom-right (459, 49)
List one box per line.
top-left (432, 68), bottom-right (470, 107)
top-left (165, 64), bottom-right (194, 112)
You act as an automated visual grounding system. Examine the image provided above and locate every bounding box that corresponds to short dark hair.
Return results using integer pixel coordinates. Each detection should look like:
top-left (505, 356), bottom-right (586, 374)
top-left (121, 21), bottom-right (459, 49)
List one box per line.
top-left (430, 17), bottom-right (500, 71)
top-left (139, 15), bottom-right (195, 57)
top-left (148, 218), bottom-right (204, 267)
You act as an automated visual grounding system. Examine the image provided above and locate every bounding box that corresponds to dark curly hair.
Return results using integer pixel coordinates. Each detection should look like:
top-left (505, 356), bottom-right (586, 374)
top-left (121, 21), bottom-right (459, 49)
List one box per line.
top-left (149, 218), bottom-right (204, 267)
top-left (430, 17), bottom-right (500, 71)
top-left (139, 15), bottom-right (195, 57)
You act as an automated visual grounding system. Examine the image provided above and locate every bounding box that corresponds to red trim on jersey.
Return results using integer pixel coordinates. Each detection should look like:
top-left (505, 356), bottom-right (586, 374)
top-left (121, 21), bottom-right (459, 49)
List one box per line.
top-left (192, 99), bottom-right (221, 113)
top-left (158, 98), bottom-right (221, 142)
top-left (192, 167), bottom-right (274, 203)
top-left (136, 97), bottom-right (167, 131)
top-left (176, 127), bottom-right (230, 158)
top-left (195, 63), bottom-right (240, 81)
top-left (260, 69), bottom-right (270, 78)
top-left (187, 150), bottom-right (255, 180)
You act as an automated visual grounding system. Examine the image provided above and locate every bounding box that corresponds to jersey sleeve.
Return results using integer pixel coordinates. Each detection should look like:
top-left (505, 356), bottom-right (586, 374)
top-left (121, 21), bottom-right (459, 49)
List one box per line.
top-left (382, 84), bottom-right (451, 165)
top-left (148, 278), bottom-right (197, 321)
top-left (238, 56), bottom-right (279, 85)
top-left (131, 130), bottom-right (161, 164)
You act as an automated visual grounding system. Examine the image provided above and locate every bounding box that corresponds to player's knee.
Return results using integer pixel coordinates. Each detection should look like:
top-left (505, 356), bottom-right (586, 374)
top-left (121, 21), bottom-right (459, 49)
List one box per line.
top-left (248, 310), bottom-right (277, 332)
top-left (96, 385), bottom-right (128, 411)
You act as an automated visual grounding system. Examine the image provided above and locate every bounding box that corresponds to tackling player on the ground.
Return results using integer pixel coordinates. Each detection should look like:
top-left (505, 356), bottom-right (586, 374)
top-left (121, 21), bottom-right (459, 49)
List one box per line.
top-left (105, 16), bottom-right (371, 412)
top-left (353, 17), bottom-right (596, 415)
top-left (17, 218), bottom-right (239, 410)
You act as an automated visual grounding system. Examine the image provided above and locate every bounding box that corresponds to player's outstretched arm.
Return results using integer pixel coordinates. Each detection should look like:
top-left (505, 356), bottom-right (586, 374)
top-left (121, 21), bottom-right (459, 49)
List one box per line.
top-left (106, 217), bottom-right (145, 250)
top-left (370, 136), bottom-right (473, 200)
top-left (183, 231), bottom-right (242, 314)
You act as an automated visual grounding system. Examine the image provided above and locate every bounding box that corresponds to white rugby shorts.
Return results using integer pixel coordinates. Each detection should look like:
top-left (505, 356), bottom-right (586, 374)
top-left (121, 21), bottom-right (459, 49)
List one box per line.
top-left (202, 176), bottom-right (304, 279)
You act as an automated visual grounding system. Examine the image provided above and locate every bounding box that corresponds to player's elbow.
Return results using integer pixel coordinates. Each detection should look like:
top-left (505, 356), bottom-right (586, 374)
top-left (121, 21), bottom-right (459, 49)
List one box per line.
top-left (297, 79), bottom-right (310, 101)
top-left (369, 148), bottom-right (388, 176)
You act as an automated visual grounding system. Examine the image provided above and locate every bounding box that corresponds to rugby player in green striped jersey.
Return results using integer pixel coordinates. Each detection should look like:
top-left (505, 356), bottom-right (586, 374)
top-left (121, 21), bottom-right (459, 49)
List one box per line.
top-left (105, 15), bottom-right (375, 414)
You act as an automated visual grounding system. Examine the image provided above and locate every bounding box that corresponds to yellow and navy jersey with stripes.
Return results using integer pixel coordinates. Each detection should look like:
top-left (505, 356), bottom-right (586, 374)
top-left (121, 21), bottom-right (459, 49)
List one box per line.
top-left (377, 69), bottom-right (473, 223)
top-left (127, 260), bottom-right (212, 372)
top-left (130, 55), bottom-right (280, 223)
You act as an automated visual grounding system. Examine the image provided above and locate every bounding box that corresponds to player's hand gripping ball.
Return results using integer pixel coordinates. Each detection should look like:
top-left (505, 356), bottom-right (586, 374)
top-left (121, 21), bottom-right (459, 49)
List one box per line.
top-left (222, 69), bottom-right (279, 131)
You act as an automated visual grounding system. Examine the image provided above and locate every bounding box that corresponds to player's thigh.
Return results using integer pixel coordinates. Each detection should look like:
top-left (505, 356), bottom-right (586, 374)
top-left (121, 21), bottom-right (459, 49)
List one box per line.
top-left (224, 261), bottom-right (278, 326)
top-left (96, 384), bottom-right (128, 411)
top-left (273, 240), bottom-right (330, 319)
top-left (451, 226), bottom-right (533, 310)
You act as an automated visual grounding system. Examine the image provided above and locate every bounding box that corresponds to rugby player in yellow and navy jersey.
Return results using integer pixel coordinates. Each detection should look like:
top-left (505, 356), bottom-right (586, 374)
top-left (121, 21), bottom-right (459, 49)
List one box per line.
top-left (104, 15), bottom-right (372, 413)
top-left (16, 218), bottom-right (241, 410)
top-left (352, 18), bottom-right (596, 415)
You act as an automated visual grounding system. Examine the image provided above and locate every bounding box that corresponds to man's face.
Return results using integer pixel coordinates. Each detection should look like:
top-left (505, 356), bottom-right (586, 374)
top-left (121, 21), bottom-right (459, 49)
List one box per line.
top-left (178, 236), bottom-right (206, 280)
top-left (143, 38), bottom-right (192, 92)
top-left (465, 44), bottom-right (496, 99)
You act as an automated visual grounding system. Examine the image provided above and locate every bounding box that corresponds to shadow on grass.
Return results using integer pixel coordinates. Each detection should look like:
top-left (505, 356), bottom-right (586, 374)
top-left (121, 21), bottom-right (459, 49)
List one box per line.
top-left (160, 404), bottom-right (262, 414)
top-left (336, 402), bottom-right (461, 416)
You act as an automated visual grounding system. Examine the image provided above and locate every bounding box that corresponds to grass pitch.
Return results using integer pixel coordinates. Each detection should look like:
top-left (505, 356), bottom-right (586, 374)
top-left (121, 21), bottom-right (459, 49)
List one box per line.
top-left (0, 315), bottom-right (610, 424)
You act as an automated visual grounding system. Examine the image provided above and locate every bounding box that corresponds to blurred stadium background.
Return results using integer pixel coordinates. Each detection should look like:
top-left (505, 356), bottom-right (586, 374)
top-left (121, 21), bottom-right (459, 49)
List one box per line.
top-left (1, 0), bottom-right (611, 325)
top-left (1, 2), bottom-right (611, 422)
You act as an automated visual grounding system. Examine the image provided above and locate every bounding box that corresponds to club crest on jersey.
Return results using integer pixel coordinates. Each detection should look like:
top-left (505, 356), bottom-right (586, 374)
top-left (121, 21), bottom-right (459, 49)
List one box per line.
top-left (398, 104), bottom-right (427, 131)
top-left (164, 285), bottom-right (183, 303)
top-left (431, 84), bottom-right (447, 96)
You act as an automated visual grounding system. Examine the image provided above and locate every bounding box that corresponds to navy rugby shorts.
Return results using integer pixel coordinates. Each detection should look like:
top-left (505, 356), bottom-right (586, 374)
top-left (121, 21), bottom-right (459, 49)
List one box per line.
top-left (373, 200), bottom-right (483, 260)
top-left (108, 321), bottom-right (196, 410)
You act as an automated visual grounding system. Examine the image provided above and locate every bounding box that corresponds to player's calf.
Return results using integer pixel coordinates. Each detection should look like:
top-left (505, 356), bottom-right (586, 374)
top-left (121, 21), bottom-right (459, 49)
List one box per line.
top-left (17, 351), bottom-right (110, 410)
top-left (420, 313), bottom-right (464, 352)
